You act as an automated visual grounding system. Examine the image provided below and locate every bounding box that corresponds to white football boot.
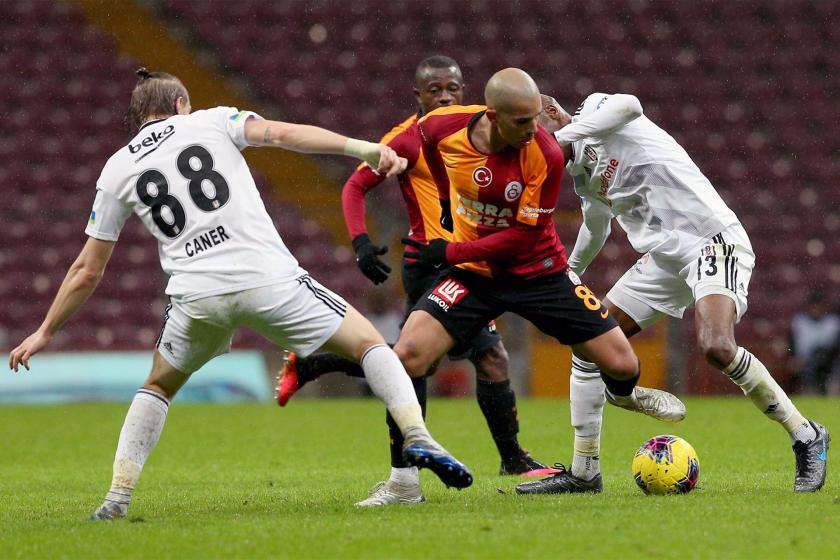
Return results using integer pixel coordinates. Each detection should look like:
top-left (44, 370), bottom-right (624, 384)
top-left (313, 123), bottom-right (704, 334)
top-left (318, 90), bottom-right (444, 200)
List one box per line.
top-left (606, 386), bottom-right (687, 422)
top-left (354, 480), bottom-right (425, 507)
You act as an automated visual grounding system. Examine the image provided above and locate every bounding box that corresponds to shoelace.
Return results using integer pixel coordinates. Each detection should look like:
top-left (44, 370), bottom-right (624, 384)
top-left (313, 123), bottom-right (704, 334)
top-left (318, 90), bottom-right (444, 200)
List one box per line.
top-left (534, 463), bottom-right (568, 480)
top-left (367, 481), bottom-right (387, 496)
top-left (531, 464), bottom-right (568, 483)
top-left (794, 442), bottom-right (819, 477)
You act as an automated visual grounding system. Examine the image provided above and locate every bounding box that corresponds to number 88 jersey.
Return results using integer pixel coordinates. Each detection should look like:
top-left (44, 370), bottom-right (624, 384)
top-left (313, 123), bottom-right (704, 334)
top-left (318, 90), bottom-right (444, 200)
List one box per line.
top-left (85, 106), bottom-right (301, 302)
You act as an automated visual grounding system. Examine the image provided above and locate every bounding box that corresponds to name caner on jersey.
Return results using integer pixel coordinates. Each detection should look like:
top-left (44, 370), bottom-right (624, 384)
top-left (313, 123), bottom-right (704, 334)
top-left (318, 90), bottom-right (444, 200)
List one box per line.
top-left (85, 106), bottom-right (300, 302)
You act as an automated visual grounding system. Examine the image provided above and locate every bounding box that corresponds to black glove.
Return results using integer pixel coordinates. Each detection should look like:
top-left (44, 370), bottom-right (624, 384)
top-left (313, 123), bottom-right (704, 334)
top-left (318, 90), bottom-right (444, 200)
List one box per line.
top-left (439, 199), bottom-right (453, 233)
top-left (402, 237), bottom-right (449, 269)
top-left (352, 234), bottom-right (391, 284)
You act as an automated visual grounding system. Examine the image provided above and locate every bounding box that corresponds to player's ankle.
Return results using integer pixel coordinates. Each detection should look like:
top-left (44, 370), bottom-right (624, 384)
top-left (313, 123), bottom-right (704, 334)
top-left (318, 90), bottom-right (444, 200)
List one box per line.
top-left (605, 387), bottom-right (635, 407)
top-left (401, 424), bottom-right (431, 443)
top-left (104, 487), bottom-right (132, 508)
top-left (787, 418), bottom-right (818, 445)
top-left (496, 440), bottom-right (524, 463)
top-left (570, 453), bottom-right (600, 481)
top-left (603, 371), bottom-right (640, 400)
top-left (389, 466), bottom-right (419, 486)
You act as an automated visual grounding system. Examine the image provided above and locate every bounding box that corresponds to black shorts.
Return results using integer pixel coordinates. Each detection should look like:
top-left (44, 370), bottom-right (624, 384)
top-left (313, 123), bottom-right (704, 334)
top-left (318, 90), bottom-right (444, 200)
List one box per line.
top-left (413, 268), bottom-right (617, 347)
top-left (401, 260), bottom-right (501, 360)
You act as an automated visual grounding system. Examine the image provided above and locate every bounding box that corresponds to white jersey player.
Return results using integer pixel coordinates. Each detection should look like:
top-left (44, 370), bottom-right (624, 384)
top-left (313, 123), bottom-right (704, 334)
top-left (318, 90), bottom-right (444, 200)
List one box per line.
top-left (522, 93), bottom-right (828, 495)
top-left (89, 104), bottom-right (306, 304)
top-left (8, 69), bottom-right (473, 520)
top-left (562, 92), bottom-right (750, 321)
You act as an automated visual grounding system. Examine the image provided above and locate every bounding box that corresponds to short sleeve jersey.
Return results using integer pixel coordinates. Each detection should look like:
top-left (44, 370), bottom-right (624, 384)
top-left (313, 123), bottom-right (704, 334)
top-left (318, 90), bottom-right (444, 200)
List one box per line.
top-left (567, 93), bottom-right (741, 259)
top-left (418, 105), bottom-right (567, 279)
top-left (85, 107), bottom-right (302, 301)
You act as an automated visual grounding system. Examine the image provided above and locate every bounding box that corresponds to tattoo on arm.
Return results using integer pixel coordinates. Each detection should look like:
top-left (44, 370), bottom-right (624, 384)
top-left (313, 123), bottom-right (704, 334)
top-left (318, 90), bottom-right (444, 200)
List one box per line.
top-left (263, 125), bottom-right (272, 144)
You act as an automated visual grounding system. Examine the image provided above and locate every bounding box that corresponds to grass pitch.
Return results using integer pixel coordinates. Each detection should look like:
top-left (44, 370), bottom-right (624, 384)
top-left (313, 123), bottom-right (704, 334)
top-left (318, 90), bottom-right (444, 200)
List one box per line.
top-left (1, 397), bottom-right (837, 559)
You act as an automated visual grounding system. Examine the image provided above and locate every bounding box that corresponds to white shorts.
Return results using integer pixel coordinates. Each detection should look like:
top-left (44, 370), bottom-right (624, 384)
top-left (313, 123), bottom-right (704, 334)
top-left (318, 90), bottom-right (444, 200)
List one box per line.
top-left (155, 274), bottom-right (347, 373)
top-left (607, 224), bottom-right (754, 329)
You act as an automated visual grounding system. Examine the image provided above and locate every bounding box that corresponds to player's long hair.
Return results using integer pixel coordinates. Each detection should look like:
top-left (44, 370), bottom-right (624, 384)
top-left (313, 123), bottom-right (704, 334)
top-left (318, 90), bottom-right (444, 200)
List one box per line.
top-left (126, 68), bottom-right (189, 133)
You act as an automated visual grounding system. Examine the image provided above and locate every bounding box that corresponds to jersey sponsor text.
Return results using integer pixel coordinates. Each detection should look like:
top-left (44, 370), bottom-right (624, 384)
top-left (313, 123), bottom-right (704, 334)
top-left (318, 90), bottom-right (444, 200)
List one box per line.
top-left (456, 194), bottom-right (514, 228)
top-left (129, 124), bottom-right (175, 156)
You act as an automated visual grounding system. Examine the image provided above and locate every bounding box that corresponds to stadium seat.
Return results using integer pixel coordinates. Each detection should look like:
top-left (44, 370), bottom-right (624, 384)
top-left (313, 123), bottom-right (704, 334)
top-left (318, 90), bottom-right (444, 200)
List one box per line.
top-left (0, 1), bottom-right (365, 351)
top-left (3, 0), bottom-right (837, 383)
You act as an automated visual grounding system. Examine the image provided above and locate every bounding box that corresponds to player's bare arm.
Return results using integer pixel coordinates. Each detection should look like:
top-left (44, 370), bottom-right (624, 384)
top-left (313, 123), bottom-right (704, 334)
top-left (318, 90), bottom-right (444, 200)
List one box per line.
top-left (9, 237), bottom-right (115, 372)
top-left (243, 119), bottom-right (407, 177)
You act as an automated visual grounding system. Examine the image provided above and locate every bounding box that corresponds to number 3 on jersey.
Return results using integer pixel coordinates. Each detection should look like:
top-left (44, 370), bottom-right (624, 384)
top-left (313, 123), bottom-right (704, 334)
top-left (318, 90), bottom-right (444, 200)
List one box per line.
top-left (695, 244), bottom-right (729, 281)
top-left (136, 145), bottom-right (230, 238)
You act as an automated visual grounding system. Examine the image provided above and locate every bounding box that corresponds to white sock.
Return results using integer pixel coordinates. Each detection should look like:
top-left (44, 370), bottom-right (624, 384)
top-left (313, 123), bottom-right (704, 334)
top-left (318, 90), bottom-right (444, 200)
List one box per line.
top-left (723, 347), bottom-right (816, 444)
top-left (105, 388), bottom-right (170, 506)
top-left (571, 439), bottom-right (601, 481)
top-left (361, 344), bottom-right (429, 440)
top-left (389, 466), bottom-right (419, 486)
top-left (790, 421), bottom-right (818, 445)
top-left (570, 356), bottom-right (605, 480)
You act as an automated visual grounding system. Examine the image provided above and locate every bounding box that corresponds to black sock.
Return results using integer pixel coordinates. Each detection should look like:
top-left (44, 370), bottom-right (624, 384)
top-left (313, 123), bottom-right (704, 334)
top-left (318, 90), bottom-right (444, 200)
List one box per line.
top-left (476, 379), bottom-right (522, 463)
top-left (387, 376), bottom-right (427, 468)
top-left (602, 370), bottom-right (640, 397)
top-left (296, 352), bottom-right (365, 386)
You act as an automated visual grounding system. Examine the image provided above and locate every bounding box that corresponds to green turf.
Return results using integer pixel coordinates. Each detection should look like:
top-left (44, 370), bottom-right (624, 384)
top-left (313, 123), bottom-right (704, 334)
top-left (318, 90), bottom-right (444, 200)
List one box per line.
top-left (0, 397), bottom-right (837, 559)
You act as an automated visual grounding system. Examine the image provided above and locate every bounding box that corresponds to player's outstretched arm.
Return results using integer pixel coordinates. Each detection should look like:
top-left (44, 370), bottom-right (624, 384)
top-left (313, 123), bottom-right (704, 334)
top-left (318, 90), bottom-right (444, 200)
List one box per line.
top-left (8, 237), bottom-right (114, 372)
top-left (342, 167), bottom-right (392, 284)
top-left (243, 119), bottom-right (407, 177)
top-left (554, 94), bottom-right (643, 145)
top-left (568, 198), bottom-right (613, 275)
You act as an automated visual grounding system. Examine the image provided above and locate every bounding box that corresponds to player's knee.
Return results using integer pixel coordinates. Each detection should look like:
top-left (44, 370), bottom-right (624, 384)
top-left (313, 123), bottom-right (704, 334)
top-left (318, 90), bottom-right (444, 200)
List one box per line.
top-left (145, 354), bottom-right (190, 399)
top-left (699, 336), bottom-right (737, 370)
top-left (353, 336), bottom-right (388, 362)
top-left (143, 382), bottom-right (177, 401)
top-left (473, 342), bottom-right (509, 383)
top-left (598, 348), bottom-right (639, 381)
top-left (393, 340), bottom-right (432, 378)
top-left (354, 329), bottom-right (387, 359)
top-left (331, 309), bottom-right (387, 362)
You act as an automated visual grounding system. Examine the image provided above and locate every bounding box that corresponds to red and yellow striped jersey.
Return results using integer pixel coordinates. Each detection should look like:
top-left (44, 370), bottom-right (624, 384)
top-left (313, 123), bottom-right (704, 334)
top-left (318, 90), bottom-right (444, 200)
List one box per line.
top-left (342, 114), bottom-right (450, 246)
top-left (418, 105), bottom-right (568, 279)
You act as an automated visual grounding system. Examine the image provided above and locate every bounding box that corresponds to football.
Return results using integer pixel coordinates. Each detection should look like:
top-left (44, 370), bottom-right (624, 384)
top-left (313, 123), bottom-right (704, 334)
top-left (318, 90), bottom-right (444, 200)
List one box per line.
top-left (632, 435), bottom-right (700, 495)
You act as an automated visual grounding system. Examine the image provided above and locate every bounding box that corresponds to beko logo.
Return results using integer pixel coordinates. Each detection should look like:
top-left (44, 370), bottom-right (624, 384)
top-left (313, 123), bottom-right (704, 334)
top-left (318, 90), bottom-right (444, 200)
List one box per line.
top-left (129, 125), bottom-right (175, 155)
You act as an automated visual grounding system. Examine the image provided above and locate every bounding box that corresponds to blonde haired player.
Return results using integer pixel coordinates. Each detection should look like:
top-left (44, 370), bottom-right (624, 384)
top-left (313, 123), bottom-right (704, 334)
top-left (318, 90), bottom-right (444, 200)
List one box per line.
top-left (8, 69), bottom-right (473, 520)
top-left (521, 92), bottom-right (828, 494)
